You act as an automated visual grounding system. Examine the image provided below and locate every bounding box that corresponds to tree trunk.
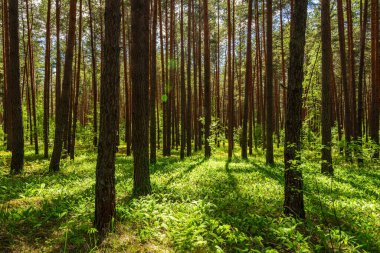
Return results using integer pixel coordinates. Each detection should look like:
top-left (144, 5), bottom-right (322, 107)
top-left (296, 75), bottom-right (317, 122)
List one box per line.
top-left (186, 0), bottom-right (192, 156)
top-left (95, 0), bottom-right (121, 241)
top-left (8, 0), bottom-right (24, 174)
top-left (370, 0), bottom-right (379, 158)
top-left (242, 0), bottom-right (253, 159)
top-left (180, 0), bottom-right (186, 160)
top-left (284, 0), bottom-right (308, 219)
top-left (43, 0), bottom-right (52, 158)
top-left (265, 0), bottom-right (274, 164)
top-left (227, 0), bottom-right (234, 159)
top-left (26, 0), bottom-right (38, 155)
top-left (150, 0), bottom-right (158, 163)
top-left (337, 0), bottom-right (352, 158)
top-left (56, 0), bottom-right (61, 118)
top-left (203, 0), bottom-right (211, 158)
top-left (49, 0), bottom-right (77, 172)
top-left (131, 0), bottom-right (152, 196)
top-left (357, 0), bottom-right (369, 164)
top-left (88, 0), bottom-right (98, 147)
top-left (70, 0), bottom-right (83, 160)
top-left (321, 0), bottom-right (333, 175)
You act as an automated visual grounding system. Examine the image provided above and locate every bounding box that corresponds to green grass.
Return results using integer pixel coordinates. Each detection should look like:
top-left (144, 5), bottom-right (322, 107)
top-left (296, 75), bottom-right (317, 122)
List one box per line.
top-left (0, 144), bottom-right (379, 252)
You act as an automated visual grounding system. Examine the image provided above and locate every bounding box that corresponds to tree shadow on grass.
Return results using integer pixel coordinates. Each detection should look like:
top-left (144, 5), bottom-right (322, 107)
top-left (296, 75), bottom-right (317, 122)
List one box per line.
top-left (0, 185), bottom-right (96, 252)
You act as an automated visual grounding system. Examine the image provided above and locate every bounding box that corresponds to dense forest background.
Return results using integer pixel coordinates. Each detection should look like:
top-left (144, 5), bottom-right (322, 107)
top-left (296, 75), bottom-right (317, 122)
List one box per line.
top-left (0, 0), bottom-right (379, 252)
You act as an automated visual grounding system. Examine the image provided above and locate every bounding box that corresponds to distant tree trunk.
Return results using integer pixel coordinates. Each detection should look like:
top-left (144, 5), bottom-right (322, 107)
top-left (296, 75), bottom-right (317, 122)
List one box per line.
top-left (337, 0), bottom-right (352, 158)
top-left (88, 0), bottom-right (98, 147)
top-left (56, 0), bottom-right (61, 117)
top-left (150, 0), bottom-right (158, 163)
top-left (180, 0), bottom-right (186, 160)
top-left (280, 0), bottom-right (286, 127)
top-left (370, 0), bottom-right (379, 158)
top-left (8, 0), bottom-right (24, 174)
top-left (357, 0), bottom-right (369, 164)
top-left (265, 0), bottom-right (274, 164)
top-left (321, 0), bottom-right (333, 175)
top-left (49, 0), bottom-right (77, 172)
top-left (2, 0), bottom-right (10, 150)
top-left (186, 0), bottom-right (192, 156)
top-left (43, 0), bottom-right (52, 158)
top-left (242, 0), bottom-right (253, 159)
top-left (26, 0), bottom-right (38, 155)
top-left (71, 0), bottom-right (83, 160)
top-left (95, 0), bottom-right (121, 241)
top-left (227, 0), bottom-right (234, 159)
top-left (131, 0), bottom-right (152, 196)
top-left (203, 0), bottom-right (211, 158)
top-left (193, 4), bottom-right (199, 152)
top-left (347, 0), bottom-right (357, 141)
top-left (284, 0), bottom-right (308, 219)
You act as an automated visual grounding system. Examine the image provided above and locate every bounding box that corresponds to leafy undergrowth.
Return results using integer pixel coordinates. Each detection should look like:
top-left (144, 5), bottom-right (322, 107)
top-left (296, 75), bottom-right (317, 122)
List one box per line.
top-left (0, 145), bottom-right (379, 252)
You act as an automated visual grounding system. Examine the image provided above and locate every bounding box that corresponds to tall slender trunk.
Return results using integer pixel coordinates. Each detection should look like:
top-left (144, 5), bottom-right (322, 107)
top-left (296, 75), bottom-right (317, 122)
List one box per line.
top-left (95, 0), bottom-right (121, 242)
top-left (2, 0), bottom-right (10, 150)
top-left (186, 0), bottom-right (192, 156)
top-left (265, 0), bottom-right (274, 164)
top-left (337, 0), bottom-right (352, 158)
top-left (203, 0), bottom-right (211, 158)
top-left (180, 0), bottom-right (186, 160)
top-left (370, 0), bottom-right (379, 158)
top-left (358, 0), bottom-right (369, 163)
top-left (150, 0), bottom-right (158, 163)
top-left (56, 0), bottom-right (61, 117)
top-left (242, 0), bottom-right (253, 159)
top-left (71, 0), bottom-right (83, 160)
top-left (43, 0), bottom-right (52, 158)
top-left (49, 0), bottom-right (77, 172)
top-left (8, 0), bottom-right (24, 174)
top-left (88, 0), bottom-right (98, 147)
top-left (284, 0), bottom-right (308, 219)
top-left (227, 0), bottom-right (234, 159)
top-left (131, 0), bottom-right (152, 195)
top-left (26, 0), bottom-right (38, 154)
top-left (321, 0), bottom-right (333, 175)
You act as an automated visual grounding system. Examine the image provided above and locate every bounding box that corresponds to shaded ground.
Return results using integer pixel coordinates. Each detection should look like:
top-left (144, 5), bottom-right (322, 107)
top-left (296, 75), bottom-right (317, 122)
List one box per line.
top-left (0, 145), bottom-right (379, 252)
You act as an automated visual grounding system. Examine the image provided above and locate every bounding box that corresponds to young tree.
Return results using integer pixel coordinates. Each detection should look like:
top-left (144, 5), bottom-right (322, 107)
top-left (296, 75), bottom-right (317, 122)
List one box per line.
top-left (131, 0), bottom-right (151, 195)
top-left (8, 0), bottom-right (24, 174)
top-left (265, 0), bottom-right (274, 164)
top-left (242, 0), bottom-right (253, 159)
top-left (49, 0), bottom-right (77, 172)
top-left (321, 0), bottom-right (333, 175)
top-left (203, 0), bottom-right (211, 158)
top-left (94, 0), bottom-right (121, 241)
top-left (284, 0), bottom-right (308, 219)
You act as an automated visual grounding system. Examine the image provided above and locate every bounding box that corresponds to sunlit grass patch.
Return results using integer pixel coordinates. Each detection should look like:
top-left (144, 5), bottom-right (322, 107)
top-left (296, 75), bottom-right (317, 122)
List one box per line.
top-left (0, 143), bottom-right (379, 252)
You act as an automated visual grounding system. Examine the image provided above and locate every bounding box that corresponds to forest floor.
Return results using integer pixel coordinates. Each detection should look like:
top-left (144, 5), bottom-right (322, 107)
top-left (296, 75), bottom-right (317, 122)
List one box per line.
top-left (0, 143), bottom-right (379, 252)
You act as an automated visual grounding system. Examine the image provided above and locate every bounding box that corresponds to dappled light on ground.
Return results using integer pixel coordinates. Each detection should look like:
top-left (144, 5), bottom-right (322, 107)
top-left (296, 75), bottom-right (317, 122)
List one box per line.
top-left (1, 145), bottom-right (379, 252)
